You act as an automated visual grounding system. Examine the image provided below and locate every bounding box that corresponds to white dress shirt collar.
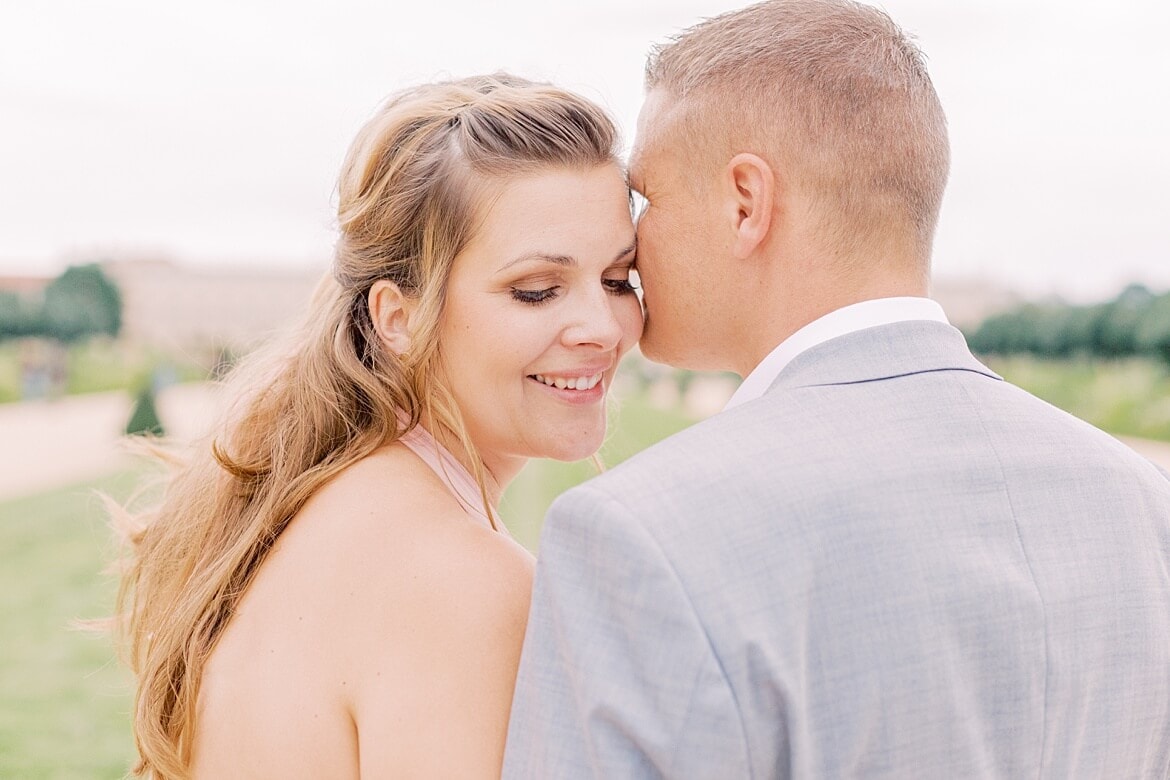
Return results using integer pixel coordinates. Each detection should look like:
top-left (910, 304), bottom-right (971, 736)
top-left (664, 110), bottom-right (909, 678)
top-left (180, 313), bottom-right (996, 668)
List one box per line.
top-left (723, 297), bottom-right (950, 411)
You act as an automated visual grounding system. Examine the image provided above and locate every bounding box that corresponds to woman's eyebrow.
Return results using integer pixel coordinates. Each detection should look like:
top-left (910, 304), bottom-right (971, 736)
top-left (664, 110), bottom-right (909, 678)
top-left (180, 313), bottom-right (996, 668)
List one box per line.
top-left (497, 241), bottom-right (635, 273)
top-left (496, 253), bottom-right (576, 273)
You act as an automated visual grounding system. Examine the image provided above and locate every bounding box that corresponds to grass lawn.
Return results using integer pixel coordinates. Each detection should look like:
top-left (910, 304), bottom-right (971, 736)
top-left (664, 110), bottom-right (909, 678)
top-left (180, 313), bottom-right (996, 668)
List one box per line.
top-left (987, 356), bottom-right (1170, 442)
top-left (0, 471), bottom-right (140, 779)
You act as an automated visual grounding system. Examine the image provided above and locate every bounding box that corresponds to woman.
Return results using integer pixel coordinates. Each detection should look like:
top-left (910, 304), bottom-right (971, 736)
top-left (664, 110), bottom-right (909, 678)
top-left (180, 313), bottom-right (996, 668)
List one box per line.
top-left (114, 74), bottom-right (643, 778)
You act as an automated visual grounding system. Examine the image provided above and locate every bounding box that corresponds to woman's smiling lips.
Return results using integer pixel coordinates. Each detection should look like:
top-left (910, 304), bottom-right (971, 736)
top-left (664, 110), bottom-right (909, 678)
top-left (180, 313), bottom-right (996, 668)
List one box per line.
top-left (527, 368), bottom-right (609, 404)
top-left (530, 372), bottom-right (603, 391)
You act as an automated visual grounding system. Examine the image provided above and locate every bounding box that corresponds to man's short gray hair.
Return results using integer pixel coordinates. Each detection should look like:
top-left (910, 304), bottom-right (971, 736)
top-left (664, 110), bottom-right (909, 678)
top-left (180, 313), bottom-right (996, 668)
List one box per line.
top-left (646, 0), bottom-right (950, 260)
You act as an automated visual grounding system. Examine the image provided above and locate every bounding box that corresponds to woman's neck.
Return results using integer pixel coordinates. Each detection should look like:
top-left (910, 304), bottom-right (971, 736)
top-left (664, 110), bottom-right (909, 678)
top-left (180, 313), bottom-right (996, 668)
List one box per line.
top-left (416, 414), bottom-right (516, 507)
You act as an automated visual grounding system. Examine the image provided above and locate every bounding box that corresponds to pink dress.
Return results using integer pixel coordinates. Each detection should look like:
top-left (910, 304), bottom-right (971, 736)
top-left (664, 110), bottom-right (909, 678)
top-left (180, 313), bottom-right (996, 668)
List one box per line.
top-left (398, 423), bottom-right (505, 534)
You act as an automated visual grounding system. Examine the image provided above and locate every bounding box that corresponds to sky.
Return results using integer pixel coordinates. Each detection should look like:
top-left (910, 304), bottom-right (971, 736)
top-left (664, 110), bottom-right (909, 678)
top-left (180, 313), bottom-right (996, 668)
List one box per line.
top-left (2, 0), bottom-right (1167, 301)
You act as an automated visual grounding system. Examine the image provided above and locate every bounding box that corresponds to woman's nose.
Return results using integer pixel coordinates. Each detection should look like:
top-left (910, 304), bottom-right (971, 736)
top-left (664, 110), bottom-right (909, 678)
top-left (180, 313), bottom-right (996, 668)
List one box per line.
top-left (561, 288), bottom-right (624, 350)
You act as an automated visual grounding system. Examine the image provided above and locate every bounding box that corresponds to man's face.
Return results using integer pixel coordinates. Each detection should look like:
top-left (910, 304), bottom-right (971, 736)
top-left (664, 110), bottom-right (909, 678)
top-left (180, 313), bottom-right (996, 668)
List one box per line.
top-left (628, 90), bottom-right (725, 371)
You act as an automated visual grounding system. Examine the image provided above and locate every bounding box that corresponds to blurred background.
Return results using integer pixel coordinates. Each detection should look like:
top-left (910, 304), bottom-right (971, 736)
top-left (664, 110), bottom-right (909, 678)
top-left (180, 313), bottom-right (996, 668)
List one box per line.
top-left (2, 0), bottom-right (1168, 774)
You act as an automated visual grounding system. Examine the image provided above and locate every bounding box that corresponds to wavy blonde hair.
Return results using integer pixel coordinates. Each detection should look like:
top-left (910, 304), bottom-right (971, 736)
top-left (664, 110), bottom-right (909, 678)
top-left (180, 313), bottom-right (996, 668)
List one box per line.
top-left (113, 73), bottom-right (619, 779)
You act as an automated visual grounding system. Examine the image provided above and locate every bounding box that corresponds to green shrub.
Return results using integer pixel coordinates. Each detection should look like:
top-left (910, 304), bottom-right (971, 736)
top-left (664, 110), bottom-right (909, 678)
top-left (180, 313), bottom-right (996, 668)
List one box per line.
top-left (125, 386), bottom-right (164, 437)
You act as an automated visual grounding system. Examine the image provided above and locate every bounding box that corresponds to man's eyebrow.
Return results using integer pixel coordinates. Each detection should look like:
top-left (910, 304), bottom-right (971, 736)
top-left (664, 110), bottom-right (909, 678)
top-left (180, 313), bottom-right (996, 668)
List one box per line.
top-left (612, 241), bottom-right (637, 262)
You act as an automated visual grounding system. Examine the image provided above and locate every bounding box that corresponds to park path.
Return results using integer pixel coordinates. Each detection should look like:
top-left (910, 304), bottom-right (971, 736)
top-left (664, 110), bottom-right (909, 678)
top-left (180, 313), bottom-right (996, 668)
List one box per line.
top-left (0, 383), bottom-right (1168, 503)
top-left (1117, 435), bottom-right (1170, 473)
top-left (0, 383), bottom-right (223, 501)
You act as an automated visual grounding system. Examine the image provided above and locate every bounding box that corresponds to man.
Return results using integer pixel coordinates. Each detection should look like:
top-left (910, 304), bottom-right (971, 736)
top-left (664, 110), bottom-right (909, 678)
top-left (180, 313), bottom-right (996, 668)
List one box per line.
top-left (503, 1), bottom-right (1170, 777)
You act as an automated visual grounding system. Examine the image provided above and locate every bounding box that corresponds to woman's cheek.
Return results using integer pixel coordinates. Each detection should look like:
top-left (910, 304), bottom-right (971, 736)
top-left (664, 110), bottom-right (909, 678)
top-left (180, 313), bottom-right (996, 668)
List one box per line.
top-left (620, 296), bottom-right (646, 348)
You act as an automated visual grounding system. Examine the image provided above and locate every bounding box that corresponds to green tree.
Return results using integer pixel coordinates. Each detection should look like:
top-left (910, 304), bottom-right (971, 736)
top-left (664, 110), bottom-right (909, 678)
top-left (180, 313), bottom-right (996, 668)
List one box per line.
top-left (1092, 284), bottom-right (1151, 358)
top-left (967, 304), bottom-right (1073, 356)
top-left (967, 284), bottom-right (1168, 362)
top-left (1059, 304), bottom-right (1106, 357)
top-left (0, 291), bottom-right (45, 341)
top-left (41, 264), bottom-right (122, 343)
top-left (1135, 291), bottom-right (1170, 365)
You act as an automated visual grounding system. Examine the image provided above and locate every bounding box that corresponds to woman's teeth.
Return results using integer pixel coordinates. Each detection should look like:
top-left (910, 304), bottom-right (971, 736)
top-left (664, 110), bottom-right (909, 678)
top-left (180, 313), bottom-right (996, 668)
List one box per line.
top-left (532, 373), bottom-right (603, 391)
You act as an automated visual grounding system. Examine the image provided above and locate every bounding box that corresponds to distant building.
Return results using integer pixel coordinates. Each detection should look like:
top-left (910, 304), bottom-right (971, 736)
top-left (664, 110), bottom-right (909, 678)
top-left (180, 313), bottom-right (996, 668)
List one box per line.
top-left (101, 258), bottom-right (324, 352)
top-left (0, 274), bottom-right (49, 297)
top-left (931, 277), bottom-right (1021, 330)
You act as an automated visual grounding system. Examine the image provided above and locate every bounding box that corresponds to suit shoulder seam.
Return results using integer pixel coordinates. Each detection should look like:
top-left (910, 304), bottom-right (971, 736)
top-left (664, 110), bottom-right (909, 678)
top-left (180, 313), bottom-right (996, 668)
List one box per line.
top-left (576, 484), bottom-right (755, 777)
top-left (960, 384), bottom-right (1049, 777)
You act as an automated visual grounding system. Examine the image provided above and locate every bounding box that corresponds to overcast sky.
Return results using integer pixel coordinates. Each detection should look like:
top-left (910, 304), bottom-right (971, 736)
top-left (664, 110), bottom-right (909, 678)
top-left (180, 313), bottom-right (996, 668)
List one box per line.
top-left (2, 0), bottom-right (1167, 301)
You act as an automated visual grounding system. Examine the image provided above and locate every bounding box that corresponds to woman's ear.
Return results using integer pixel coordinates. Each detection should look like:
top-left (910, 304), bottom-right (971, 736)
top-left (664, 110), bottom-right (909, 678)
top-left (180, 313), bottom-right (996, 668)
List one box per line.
top-left (368, 280), bottom-right (415, 356)
top-left (725, 152), bottom-right (775, 260)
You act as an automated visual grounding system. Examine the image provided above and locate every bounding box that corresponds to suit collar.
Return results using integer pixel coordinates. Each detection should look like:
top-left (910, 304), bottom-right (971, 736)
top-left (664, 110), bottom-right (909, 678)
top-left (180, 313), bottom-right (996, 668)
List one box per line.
top-left (765, 320), bottom-right (1001, 393)
top-left (726, 297), bottom-right (950, 410)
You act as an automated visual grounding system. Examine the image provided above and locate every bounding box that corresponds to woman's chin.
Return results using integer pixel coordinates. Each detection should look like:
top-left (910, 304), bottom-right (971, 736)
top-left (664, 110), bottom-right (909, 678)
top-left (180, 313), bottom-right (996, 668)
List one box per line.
top-left (539, 433), bottom-right (605, 464)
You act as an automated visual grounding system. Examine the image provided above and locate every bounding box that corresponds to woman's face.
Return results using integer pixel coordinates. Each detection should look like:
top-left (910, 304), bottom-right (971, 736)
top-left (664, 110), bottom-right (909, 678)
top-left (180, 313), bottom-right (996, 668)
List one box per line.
top-left (439, 163), bottom-right (643, 483)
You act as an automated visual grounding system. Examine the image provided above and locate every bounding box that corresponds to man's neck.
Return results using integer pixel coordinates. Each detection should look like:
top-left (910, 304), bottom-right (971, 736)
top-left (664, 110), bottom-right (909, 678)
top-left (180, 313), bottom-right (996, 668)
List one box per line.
top-left (721, 296), bottom-right (950, 411)
top-left (731, 272), bottom-right (929, 378)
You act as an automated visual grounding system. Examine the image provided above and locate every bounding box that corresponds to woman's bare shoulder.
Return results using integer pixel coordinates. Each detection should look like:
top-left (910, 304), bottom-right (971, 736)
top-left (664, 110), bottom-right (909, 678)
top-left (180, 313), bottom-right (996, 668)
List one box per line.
top-left (205, 442), bottom-right (535, 776)
top-left (197, 443), bottom-right (533, 774)
top-left (282, 441), bottom-right (534, 647)
top-left (293, 442), bottom-right (531, 571)
top-left (297, 444), bottom-right (535, 773)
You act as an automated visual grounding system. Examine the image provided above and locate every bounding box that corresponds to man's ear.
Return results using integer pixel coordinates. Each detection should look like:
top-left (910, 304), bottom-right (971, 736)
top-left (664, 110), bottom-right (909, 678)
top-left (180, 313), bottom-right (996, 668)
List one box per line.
top-left (725, 153), bottom-right (775, 260)
top-left (368, 280), bottom-right (415, 356)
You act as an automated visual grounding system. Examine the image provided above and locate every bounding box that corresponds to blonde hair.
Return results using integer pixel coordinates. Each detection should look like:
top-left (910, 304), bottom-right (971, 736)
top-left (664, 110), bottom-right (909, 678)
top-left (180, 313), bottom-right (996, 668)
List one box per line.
top-left (646, 0), bottom-right (949, 259)
top-left (113, 73), bottom-right (618, 779)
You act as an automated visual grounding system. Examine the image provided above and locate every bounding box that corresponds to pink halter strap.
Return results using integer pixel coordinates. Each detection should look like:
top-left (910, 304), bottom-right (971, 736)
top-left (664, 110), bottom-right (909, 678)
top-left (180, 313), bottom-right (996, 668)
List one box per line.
top-left (397, 423), bottom-right (504, 533)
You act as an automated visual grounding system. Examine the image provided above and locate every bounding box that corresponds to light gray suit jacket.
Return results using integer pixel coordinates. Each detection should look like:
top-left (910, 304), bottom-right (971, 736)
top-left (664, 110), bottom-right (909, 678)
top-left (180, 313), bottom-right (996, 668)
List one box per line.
top-left (503, 321), bottom-right (1170, 779)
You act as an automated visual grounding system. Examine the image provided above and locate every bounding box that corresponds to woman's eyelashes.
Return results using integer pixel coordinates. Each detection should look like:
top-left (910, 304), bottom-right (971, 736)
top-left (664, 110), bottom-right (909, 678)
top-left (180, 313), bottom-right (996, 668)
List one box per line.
top-left (509, 273), bottom-right (639, 306)
top-left (510, 286), bottom-right (559, 305)
top-left (603, 276), bottom-right (638, 295)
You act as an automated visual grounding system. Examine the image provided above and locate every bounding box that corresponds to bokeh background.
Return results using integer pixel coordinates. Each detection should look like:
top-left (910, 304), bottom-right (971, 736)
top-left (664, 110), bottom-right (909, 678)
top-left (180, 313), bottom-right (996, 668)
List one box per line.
top-left (2, 0), bottom-right (1169, 775)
